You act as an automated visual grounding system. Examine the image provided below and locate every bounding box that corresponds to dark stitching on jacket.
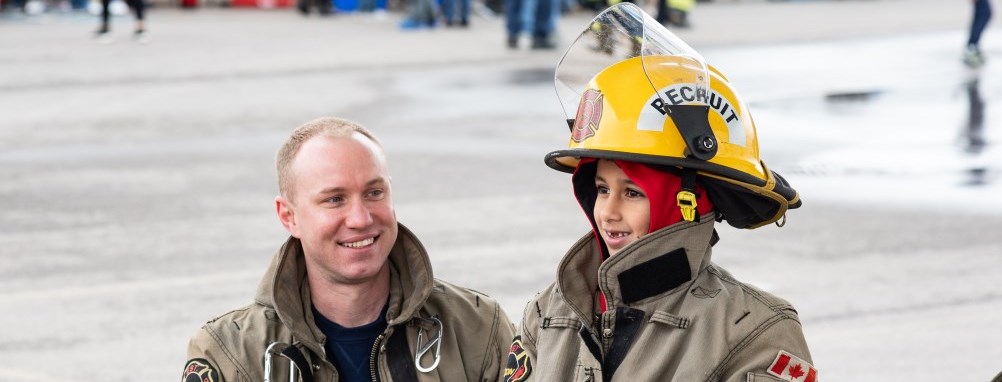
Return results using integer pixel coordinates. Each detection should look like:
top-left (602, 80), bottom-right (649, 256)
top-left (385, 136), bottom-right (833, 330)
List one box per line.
top-left (706, 266), bottom-right (798, 319)
top-left (704, 313), bottom-right (788, 382)
top-left (206, 324), bottom-right (253, 380)
top-left (535, 301), bottom-right (542, 318)
top-left (478, 301), bottom-right (502, 378)
top-left (734, 311), bottom-right (750, 325)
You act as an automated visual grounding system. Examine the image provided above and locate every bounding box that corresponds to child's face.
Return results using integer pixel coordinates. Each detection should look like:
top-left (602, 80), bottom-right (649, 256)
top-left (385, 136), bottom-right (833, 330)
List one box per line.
top-left (593, 160), bottom-right (651, 257)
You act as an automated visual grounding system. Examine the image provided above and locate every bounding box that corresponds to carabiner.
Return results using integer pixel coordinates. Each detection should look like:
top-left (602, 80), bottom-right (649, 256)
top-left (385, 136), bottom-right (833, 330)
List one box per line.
top-left (414, 317), bottom-right (443, 373)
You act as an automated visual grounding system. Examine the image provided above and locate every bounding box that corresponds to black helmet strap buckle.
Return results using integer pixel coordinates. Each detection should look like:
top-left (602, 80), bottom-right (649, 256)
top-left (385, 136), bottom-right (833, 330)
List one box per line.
top-left (665, 104), bottom-right (717, 161)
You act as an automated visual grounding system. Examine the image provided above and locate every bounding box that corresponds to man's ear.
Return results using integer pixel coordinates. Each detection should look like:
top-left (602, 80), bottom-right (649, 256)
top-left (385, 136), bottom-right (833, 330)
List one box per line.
top-left (276, 195), bottom-right (299, 237)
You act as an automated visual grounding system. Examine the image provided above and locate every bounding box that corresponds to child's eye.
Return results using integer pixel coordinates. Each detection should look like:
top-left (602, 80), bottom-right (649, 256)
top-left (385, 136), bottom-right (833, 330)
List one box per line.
top-left (596, 185), bottom-right (610, 195)
top-left (625, 189), bottom-right (645, 198)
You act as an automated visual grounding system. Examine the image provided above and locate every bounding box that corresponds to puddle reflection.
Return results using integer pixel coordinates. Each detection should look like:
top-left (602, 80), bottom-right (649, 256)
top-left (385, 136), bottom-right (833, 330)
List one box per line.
top-left (961, 70), bottom-right (989, 186)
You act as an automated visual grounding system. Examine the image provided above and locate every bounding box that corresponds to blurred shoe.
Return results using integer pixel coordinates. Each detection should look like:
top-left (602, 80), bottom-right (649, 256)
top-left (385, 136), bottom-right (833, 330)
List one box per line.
top-left (531, 37), bottom-right (555, 50)
top-left (507, 36), bottom-right (518, 49)
top-left (134, 29), bottom-right (150, 44)
top-left (400, 18), bottom-right (434, 30)
top-left (399, 18), bottom-right (420, 29)
top-left (94, 26), bottom-right (113, 43)
top-left (963, 46), bottom-right (985, 67)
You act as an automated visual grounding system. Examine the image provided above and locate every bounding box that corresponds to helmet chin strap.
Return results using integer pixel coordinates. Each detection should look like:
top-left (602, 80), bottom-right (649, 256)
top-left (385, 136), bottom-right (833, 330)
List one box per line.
top-left (677, 168), bottom-right (700, 222)
top-left (664, 104), bottom-right (712, 223)
top-left (665, 104), bottom-right (717, 161)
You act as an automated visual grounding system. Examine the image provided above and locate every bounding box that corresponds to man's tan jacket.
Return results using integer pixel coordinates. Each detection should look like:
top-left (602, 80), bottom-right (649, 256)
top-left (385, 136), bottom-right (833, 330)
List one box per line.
top-left (186, 224), bottom-right (514, 382)
top-left (509, 217), bottom-right (815, 382)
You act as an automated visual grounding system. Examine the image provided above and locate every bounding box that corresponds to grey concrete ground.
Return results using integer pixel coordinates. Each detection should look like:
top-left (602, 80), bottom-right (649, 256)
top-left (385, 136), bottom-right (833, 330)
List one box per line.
top-left (1, 0), bottom-right (1000, 381)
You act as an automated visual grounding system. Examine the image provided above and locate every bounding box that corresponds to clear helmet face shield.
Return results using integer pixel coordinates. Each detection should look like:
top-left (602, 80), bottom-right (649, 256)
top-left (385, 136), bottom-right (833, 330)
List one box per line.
top-left (554, 3), bottom-right (720, 161)
top-left (555, 2), bottom-right (710, 115)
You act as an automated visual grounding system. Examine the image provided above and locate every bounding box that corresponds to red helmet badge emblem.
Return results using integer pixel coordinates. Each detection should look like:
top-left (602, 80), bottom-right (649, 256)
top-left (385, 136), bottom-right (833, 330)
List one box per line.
top-left (571, 89), bottom-right (604, 143)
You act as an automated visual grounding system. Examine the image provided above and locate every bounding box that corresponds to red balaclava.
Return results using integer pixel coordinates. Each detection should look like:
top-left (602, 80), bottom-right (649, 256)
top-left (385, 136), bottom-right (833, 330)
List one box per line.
top-left (572, 158), bottom-right (714, 311)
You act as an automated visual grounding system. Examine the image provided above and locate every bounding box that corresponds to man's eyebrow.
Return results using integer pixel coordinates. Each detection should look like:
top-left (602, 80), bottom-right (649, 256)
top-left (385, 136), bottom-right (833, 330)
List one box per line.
top-left (317, 178), bottom-right (387, 195)
top-left (366, 178), bottom-right (388, 187)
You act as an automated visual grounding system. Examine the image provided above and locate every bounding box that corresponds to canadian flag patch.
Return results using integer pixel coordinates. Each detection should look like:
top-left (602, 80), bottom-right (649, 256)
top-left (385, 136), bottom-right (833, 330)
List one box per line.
top-left (766, 350), bottom-right (817, 382)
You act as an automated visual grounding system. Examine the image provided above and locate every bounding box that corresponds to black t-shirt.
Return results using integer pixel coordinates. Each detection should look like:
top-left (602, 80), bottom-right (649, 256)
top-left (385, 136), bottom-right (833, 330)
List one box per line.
top-left (312, 303), bottom-right (389, 382)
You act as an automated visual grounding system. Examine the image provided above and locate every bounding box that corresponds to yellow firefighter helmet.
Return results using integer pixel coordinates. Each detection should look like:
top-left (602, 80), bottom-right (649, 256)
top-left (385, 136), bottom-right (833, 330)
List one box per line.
top-left (546, 3), bottom-right (800, 229)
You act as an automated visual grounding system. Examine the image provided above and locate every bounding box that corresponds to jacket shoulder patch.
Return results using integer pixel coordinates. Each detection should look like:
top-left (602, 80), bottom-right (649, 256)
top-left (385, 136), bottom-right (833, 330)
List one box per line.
top-left (504, 335), bottom-right (531, 382)
top-left (766, 350), bottom-right (816, 382)
top-left (182, 358), bottom-right (223, 382)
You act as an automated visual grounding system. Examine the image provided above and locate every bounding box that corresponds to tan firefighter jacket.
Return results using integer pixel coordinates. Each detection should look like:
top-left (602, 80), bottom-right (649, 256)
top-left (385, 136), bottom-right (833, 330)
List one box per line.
top-left (508, 216), bottom-right (816, 382)
top-left (186, 224), bottom-right (514, 382)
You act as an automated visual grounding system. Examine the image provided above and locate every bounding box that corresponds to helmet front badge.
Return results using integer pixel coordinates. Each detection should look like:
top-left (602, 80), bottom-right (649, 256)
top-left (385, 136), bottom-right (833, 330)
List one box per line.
top-left (571, 89), bottom-right (604, 143)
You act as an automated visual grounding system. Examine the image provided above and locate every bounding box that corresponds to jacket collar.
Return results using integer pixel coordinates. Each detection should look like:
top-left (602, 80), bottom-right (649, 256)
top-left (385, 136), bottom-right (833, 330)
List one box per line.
top-left (557, 215), bottom-right (716, 322)
top-left (254, 223), bottom-right (435, 353)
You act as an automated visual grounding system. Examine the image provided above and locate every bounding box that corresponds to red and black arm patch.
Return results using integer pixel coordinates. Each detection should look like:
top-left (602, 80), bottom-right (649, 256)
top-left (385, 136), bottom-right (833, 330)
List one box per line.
top-left (504, 335), bottom-right (531, 382)
top-left (182, 358), bottom-right (223, 382)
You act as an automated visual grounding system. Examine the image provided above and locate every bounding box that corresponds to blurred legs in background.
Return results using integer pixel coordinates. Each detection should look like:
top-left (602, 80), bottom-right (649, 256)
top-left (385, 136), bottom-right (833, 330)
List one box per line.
top-left (964, 0), bottom-right (992, 67)
top-left (442, 0), bottom-right (469, 26)
top-left (400, 0), bottom-right (440, 29)
top-left (505, 0), bottom-right (557, 49)
top-left (96, 0), bottom-right (146, 39)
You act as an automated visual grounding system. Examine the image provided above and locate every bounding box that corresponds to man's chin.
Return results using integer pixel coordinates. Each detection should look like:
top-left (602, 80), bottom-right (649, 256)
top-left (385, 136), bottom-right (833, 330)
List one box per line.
top-left (335, 262), bottom-right (390, 285)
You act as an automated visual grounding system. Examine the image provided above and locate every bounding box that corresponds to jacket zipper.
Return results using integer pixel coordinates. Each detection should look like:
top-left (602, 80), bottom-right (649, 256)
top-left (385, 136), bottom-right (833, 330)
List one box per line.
top-left (369, 332), bottom-right (386, 382)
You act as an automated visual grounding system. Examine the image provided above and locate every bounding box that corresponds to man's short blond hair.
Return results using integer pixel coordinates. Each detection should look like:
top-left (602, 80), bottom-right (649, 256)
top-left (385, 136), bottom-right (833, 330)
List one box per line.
top-left (276, 117), bottom-right (382, 199)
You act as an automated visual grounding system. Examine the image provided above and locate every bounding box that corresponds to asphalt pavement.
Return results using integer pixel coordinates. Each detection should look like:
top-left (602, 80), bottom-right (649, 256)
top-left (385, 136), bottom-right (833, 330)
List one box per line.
top-left (1, 0), bottom-right (1000, 381)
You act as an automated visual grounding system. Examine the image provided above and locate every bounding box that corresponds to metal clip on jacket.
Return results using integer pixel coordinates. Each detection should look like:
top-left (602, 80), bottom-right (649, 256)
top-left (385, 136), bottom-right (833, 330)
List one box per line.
top-left (414, 317), bottom-right (443, 373)
top-left (264, 342), bottom-right (315, 382)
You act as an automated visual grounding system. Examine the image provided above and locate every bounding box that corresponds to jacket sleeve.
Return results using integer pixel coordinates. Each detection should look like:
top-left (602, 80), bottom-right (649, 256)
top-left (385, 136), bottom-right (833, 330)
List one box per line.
top-left (184, 326), bottom-right (246, 382)
top-left (501, 299), bottom-right (541, 382)
top-left (715, 316), bottom-right (816, 382)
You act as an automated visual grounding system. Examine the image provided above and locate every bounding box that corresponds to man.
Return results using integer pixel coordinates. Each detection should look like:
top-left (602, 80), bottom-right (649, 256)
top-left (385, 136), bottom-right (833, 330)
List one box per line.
top-left (184, 117), bottom-right (514, 382)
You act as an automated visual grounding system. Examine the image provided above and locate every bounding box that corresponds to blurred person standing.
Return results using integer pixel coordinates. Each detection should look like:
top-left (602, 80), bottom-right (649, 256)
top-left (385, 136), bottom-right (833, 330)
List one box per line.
top-left (964, 0), bottom-right (993, 67)
top-left (505, 4), bottom-right (815, 381)
top-left (94, 0), bottom-right (147, 42)
top-left (505, 0), bottom-right (559, 49)
top-left (184, 117), bottom-right (514, 381)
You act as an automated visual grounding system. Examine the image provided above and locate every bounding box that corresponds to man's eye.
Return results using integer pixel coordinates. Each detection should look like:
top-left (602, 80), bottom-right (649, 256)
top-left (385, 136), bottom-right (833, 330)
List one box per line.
top-left (367, 189), bottom-right (385, 199)
top-left (326, 196), bottom-right (345, 204)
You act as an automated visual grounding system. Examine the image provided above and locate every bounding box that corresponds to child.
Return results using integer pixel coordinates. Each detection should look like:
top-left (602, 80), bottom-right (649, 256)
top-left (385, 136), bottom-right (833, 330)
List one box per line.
top-left (505, 4), bottom-right (815, 381)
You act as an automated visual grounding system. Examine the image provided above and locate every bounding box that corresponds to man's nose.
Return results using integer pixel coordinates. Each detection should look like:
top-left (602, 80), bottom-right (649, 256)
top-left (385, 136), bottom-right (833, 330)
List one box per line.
top-left (345, 200), bottom-right (374, 228)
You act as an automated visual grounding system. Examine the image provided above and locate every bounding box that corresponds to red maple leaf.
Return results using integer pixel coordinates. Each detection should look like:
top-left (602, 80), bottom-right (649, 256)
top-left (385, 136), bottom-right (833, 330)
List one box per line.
top-left (788, 364), bottom-right (805, 379)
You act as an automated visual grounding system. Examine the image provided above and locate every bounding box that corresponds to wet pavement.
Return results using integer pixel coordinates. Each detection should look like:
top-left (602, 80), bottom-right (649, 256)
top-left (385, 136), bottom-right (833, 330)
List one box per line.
top-left (1, 0), bottom-right (1000, 380)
